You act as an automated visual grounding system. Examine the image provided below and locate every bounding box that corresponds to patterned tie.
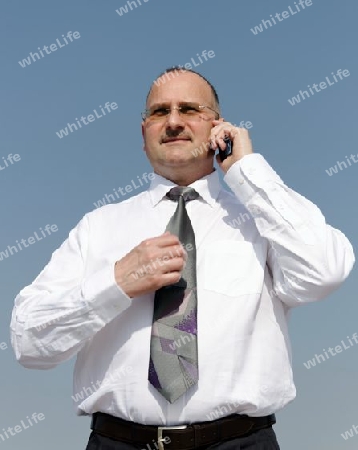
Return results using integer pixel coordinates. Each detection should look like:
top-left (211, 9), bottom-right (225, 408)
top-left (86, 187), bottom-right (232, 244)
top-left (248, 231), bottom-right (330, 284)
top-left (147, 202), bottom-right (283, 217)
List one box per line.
top-left (148, 186), bottom-right (199, 403)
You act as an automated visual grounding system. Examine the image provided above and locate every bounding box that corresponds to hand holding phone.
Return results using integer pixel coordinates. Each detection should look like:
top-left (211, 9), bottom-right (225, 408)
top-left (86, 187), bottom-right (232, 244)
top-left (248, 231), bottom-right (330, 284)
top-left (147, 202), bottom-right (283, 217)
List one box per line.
top-left (210, 120), bottom-right (253, 169)
top-left (209, 136), bottom-right (233, 161)
top-left (218, 137), bottom-right (232, 162)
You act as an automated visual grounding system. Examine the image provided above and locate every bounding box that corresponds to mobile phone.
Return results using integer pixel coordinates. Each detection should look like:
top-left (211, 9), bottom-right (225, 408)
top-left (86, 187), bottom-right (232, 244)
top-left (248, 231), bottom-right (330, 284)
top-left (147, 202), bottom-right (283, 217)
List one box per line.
top-left (209, 136), bottom-right (233, 161)
top-left (219, 137), bottom-right (232, 162)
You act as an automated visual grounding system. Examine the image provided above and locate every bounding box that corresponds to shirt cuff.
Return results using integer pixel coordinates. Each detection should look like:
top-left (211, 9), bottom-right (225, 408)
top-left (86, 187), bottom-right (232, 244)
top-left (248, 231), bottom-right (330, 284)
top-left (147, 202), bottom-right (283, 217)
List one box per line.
top-left (223, 153), bottom-right (284, 205)
top-left (82, 263), bottom-right (132, 325)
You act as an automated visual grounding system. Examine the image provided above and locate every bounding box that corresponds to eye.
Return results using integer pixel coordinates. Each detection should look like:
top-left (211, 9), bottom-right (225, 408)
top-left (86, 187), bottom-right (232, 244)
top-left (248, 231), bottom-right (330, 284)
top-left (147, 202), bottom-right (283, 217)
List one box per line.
top-left (151, 107), bottom-right (169, 116)
top-left (180, 104), bottom-right (200, 115)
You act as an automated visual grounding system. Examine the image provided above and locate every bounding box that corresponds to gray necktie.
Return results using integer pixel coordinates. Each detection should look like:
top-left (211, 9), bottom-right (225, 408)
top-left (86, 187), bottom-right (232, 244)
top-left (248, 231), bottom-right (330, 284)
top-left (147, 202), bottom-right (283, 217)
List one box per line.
top-left (148, 186), bottom-right (199, 403)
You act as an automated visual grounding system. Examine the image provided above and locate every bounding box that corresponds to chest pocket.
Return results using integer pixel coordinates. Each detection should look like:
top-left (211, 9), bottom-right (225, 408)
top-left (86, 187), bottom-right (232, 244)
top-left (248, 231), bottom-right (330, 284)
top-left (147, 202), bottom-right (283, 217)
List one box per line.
top-left (203, 240), bottom-right (264, 296)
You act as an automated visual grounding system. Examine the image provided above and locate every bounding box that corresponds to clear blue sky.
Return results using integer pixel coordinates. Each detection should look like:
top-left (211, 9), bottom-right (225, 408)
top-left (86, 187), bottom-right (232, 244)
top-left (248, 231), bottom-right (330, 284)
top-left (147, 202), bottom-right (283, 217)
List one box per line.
top-left (1, 1), bottom-right (357, 449)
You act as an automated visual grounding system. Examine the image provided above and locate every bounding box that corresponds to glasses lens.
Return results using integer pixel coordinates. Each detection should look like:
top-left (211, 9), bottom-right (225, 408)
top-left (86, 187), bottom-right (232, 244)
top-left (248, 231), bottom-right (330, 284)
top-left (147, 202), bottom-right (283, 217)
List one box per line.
top-left (148, 106), bottom-right (170, 119)
top-left (179, 103), bottom-right (201, 115)
top-left (143, 103), bottom-right (216, 121)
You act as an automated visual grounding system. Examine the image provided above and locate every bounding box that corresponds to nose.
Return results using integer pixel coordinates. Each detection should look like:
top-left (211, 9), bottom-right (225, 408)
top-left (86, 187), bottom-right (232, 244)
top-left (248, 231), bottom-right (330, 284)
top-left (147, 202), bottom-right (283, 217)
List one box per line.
top-left (165, 107), bottom-right (185, 129)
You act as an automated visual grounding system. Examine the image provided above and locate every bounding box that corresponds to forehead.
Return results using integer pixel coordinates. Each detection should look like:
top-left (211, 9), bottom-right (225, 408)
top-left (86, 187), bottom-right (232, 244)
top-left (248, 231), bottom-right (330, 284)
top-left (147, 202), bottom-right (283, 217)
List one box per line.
top-left (147, 72), bottom-right (214, 107)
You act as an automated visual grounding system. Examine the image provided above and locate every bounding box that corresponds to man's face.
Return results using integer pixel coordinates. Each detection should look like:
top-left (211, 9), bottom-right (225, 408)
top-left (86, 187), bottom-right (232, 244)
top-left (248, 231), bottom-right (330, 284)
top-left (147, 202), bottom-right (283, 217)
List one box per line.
top-left (142, 72), bottom-right (220, 174)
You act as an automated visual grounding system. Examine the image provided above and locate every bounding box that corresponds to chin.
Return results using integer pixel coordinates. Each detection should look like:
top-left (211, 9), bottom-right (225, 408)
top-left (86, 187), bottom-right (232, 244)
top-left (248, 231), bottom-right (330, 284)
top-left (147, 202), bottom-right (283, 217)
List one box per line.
top-left (164, 156), bottom-right (193, 166)
top-left (163, 147), bottom-right (194, 160)
top-left (164, 153), bottom-right (199, 166)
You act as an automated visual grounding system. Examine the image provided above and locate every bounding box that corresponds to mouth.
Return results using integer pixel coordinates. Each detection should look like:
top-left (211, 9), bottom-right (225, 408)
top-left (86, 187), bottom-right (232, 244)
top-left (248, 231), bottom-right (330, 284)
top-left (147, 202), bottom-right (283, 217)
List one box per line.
top-left (161, 137), bottom-right (191, 144)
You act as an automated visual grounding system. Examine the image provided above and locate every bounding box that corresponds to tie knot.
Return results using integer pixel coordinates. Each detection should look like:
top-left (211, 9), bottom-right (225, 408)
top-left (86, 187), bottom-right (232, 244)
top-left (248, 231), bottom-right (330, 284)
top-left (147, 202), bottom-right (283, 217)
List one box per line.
top-left (166, 186), bottom-right (199, 203)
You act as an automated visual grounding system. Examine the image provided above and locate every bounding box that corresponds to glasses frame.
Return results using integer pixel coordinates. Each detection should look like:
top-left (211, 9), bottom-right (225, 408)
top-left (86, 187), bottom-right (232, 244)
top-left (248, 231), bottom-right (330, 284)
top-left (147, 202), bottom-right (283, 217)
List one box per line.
top-left (141, 102), bottom-right (220, 121)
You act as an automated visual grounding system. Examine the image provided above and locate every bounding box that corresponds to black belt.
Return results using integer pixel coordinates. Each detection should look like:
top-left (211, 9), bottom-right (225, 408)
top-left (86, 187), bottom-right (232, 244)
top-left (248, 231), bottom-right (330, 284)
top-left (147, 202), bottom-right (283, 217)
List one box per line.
top-left (91, 411), bottom-right (276, 450)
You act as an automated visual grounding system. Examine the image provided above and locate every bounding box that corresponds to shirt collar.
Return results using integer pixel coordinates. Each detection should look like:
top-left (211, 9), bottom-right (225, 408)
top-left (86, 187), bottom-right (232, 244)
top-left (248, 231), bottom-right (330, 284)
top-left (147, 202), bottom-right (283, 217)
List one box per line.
top-left (148, 169), bottom-right (221, 207)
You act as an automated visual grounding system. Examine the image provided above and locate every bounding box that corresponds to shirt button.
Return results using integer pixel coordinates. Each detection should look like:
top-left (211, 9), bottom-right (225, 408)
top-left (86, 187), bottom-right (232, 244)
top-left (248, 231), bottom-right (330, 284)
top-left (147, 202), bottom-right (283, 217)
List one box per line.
top-left (239, 179), bottom-right (245, 185)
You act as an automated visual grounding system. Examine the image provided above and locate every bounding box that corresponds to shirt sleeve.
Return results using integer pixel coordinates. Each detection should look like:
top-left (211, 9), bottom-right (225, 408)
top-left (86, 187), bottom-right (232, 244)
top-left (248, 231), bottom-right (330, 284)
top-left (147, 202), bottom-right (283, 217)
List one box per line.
top-left (10, 214), bottom-right (132, 369)
top-left (224, 153), bottom-right (355, 307)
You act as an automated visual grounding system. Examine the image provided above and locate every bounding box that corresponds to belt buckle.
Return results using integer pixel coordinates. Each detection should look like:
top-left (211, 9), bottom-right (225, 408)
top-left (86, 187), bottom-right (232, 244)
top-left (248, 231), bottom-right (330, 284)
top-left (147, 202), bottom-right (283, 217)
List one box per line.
top-left (157, 425), bottom-right (187, 450)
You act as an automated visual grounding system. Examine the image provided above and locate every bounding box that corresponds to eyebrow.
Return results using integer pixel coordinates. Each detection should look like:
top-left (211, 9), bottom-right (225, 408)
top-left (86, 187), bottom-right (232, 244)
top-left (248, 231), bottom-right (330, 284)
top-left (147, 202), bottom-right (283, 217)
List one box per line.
top-left (147, 102), bottom-right (169, 109)
top-left (147, 101), bottom-right (198, 109)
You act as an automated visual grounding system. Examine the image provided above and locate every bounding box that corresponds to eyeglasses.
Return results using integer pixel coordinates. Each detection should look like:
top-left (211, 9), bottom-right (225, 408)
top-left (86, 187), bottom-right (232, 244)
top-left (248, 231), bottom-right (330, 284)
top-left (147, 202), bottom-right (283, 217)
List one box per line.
top-left (141, 102), bottom-right (220, 121)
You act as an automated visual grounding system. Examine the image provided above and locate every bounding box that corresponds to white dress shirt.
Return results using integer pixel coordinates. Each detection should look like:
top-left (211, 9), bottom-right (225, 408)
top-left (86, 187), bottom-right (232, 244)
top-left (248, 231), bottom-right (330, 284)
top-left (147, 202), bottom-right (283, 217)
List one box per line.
top-left (10, 154), bottom-right (354, 425)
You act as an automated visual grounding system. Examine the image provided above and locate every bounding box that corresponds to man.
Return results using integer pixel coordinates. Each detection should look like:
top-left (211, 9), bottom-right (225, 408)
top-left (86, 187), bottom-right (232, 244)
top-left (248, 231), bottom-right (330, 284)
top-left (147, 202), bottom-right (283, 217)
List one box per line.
top-left (11, 67), bottom-right (354, 450)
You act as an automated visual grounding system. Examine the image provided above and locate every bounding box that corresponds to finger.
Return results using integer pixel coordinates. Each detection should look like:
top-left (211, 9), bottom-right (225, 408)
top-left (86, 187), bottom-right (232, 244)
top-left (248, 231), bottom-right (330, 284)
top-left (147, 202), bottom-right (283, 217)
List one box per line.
top-left (215, 128), bottom-right (239, 150)
top-left (159, 256), bottom-right (185, 273)
top-left (210, 136), bottom-right (218, 150)
top-left (160, 272), bottom-right (182, 287)
top-left (212, 132), bottom-right (228, 151)
top-left (210, 124), bottom-right (229, 148)
top-left (210, 130), bottom-right (222, 150)
top-left (217, 136), bottom-right (228, 151)
top-left (153, 233), bottom-right (181, 247)
top-left (159, 244), bottom-right (186, 260)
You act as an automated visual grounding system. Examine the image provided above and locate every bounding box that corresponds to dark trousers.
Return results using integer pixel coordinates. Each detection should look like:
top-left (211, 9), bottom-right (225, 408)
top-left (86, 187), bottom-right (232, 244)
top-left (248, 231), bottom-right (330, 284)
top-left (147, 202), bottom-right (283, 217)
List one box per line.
top-left (85, 427), bottom-right (281, 450)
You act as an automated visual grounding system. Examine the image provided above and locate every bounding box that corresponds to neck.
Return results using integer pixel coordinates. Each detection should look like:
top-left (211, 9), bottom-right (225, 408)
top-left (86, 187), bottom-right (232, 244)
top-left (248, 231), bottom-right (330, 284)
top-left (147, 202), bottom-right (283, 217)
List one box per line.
top-left (154, 166), bottom-right (215, 186)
